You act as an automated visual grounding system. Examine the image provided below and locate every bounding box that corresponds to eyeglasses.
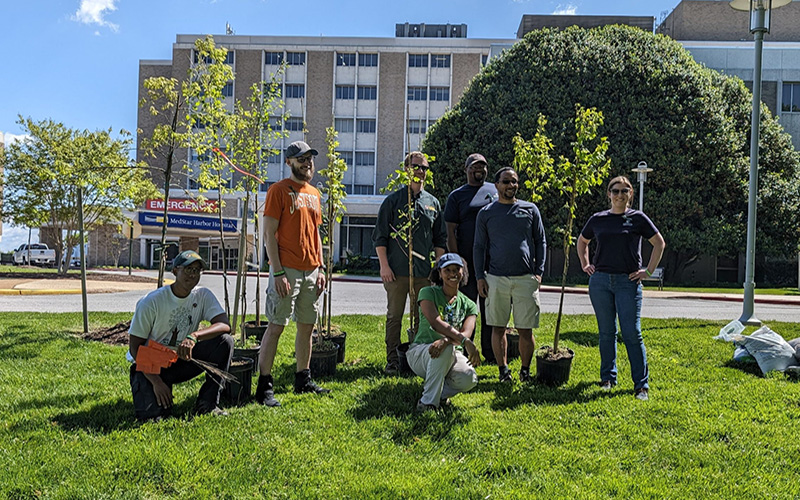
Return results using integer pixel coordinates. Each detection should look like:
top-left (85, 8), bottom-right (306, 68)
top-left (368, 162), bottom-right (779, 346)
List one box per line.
top-left (182, 267), bottom-right (203, 276)
top-left (295, 156), bottom-right (314, 164)
top-left (610, 188), bottom-right (631, 195)
top-left (410, 163), bottom-right (429, 171)
top-left (500, 179), bottom-right (518, 185)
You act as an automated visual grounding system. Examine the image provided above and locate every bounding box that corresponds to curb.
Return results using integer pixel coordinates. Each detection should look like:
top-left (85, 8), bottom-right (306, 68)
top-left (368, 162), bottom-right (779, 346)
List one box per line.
top-left (0, 289), bottom-right (83, 296)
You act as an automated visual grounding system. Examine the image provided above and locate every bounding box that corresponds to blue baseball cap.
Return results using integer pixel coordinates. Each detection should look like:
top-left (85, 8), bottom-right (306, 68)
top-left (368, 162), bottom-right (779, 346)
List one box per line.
top-left (436, 253), bottom-right (464, 270)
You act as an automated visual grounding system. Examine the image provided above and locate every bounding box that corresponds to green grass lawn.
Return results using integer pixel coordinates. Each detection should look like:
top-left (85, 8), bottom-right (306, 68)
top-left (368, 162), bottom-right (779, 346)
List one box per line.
top-left (1, 312), bottom-right (800, 499)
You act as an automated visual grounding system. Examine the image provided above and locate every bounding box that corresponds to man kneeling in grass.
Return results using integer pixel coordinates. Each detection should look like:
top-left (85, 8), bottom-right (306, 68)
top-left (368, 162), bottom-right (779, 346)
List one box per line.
top-left (127, 250), bottom-right (233, 421)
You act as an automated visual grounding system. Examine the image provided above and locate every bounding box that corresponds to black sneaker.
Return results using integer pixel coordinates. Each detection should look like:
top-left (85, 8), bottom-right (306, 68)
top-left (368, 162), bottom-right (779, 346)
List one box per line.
top-left (499, 368), bottom-right (513, 384)
top-left (256, 375), bottom-right (281, 407)
top-left (383, 362), bottom-right (400, 375)
top-left (519, 369), bottom-right (532, 383)
top-left (294, 378), bottom-right (331, 394)
top-left (294, 369), bottom-right (331, 394)
top-left (193, 399), bottom-right (228, 416)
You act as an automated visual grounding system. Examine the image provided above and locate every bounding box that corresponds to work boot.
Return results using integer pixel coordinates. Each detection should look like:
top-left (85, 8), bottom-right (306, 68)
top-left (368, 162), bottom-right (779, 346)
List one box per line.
top-left (255, 374), bottom-right (280, 407)
top-left (294, 369), bottom-right (330, 394)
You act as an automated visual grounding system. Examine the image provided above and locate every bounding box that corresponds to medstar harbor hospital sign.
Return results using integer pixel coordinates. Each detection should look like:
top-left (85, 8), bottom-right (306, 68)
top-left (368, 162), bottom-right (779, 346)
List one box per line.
top-left (138, 212), bottom-right (238, 233)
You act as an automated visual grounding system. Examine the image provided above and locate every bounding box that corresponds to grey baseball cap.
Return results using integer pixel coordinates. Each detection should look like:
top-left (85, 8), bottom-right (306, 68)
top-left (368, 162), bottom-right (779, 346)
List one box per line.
top-left (172, 250), bottom-right (207, 271)
top-left (285, 141), bottom-right (318, 159)
top-left (465, 153), bottom-right (487, 168)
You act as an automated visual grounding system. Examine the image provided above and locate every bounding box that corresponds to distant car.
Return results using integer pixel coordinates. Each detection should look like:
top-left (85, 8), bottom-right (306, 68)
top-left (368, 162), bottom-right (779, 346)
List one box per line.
top-left (13, 243), bottom-right (56, 267)
top-left (63, 255), bottom-right (82, 268)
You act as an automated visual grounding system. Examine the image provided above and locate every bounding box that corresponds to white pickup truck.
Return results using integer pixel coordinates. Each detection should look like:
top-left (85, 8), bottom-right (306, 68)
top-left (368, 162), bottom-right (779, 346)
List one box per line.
top-left (13, 243), bottom-right (57, 267)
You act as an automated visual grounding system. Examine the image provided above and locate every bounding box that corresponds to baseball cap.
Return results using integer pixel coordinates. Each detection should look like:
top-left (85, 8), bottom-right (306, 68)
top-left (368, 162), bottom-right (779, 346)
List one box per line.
top-left (436, 252), bottom-right (464, 270)
top-left (285, 141), bottom-right (318, 159)
top-left (172, 250), bottom-right (207, 271)
top-left (465, 153), bottom-right (487, 169)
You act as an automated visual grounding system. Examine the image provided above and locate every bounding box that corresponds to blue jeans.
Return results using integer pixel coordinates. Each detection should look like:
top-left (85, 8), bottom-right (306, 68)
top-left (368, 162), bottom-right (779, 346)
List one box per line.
top-left (588, 272), bottom-right (648, 390)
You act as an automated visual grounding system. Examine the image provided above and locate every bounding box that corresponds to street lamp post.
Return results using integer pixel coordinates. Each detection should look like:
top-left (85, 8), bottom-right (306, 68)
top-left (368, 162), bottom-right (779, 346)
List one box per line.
top-left (631, 161), bottom-right (653, 211)
top-left (729, 0), bottom-right (792, 325)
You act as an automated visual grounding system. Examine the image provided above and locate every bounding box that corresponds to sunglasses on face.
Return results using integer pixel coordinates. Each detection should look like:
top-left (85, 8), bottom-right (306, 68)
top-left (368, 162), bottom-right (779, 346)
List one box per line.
top-left (610, 188), bottom-right (631, 195)
top-left (500, 179), bottom-right (518, 185)
top-left (182, 267), bottom-right (203, 276)
top-left (410, 163), bottom-right (429, 171)
top-left (296, 156), bottom-right (314, 164)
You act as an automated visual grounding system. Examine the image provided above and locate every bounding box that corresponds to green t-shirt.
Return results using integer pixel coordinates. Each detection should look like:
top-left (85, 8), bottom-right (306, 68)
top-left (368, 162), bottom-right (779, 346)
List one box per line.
top-left (413, 286), bottom-right (478, 345)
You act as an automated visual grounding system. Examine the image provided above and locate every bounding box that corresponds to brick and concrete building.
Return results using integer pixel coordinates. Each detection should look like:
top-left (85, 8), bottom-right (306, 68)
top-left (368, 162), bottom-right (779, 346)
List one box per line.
top-left (135, 26), bottom-right (514, 269)
top-left (658, 0), bottom-right (800, 150)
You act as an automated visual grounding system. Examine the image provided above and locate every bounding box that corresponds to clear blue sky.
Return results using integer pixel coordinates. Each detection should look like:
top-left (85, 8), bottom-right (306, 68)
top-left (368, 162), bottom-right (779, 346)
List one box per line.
top-left (1, 0), bottom-right (682, 251)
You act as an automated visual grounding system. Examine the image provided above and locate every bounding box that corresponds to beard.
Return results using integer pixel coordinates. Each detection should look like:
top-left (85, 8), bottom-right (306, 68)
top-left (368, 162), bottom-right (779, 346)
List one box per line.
top-left (472, 170), bottom-right (486, 182)
top-left (291, 164), bottom-right (313, 182)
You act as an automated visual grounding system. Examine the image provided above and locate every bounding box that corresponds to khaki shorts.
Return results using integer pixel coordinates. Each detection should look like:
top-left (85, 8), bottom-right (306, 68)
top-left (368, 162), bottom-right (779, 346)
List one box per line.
top-left (485, 273), bottom-right (541, 329)
top-left (265, 266), bottom-right (321, 326)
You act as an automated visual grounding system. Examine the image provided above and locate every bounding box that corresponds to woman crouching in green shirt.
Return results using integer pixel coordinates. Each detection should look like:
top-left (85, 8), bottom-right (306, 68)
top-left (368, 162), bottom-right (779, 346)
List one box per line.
top-left (407, 253), bottom-right (482, 412)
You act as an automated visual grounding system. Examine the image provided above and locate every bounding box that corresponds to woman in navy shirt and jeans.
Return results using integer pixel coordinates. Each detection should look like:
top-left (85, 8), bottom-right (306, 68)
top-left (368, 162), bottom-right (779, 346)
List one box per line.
top-left (577, 176), bottom-right (665, 401)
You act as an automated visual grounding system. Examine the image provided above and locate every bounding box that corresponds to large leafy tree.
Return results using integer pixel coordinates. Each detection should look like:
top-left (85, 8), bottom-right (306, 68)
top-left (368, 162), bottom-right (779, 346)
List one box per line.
top-left (423, 25), bottom-right (800, 280)
top-left (2, 117), bottom-right (156, 274)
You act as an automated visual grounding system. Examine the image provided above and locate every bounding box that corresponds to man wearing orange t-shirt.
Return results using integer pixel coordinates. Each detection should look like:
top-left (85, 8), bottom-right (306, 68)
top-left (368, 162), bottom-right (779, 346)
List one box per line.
top-left (256, 141), bottom-right (328, 407)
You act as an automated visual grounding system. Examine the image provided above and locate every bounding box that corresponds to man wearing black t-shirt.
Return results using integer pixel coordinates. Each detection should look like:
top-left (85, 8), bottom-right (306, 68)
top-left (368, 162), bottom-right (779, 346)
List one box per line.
top-left (444, 153), bottom-right (498, 363)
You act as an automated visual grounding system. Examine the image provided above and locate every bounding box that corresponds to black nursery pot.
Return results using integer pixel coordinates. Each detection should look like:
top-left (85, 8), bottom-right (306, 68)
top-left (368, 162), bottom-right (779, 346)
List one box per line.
top-left (223, 356), bottom-right (254, 405)
top-left (310, 342), bottom-right (339, 377)
top-left (242, 321), bottom-right (268, 342)
top-left (535, 348), bottom-right (575, 387)
top-left (506, 332), bottom-right (521, 360)
top-left (329, 332), bottom-right (347, 364)
top-left (396, 342), bottom-right (413, 375)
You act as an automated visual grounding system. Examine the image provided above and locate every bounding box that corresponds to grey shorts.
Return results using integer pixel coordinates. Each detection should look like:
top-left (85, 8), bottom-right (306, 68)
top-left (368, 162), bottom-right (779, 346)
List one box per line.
top-left (485, 273), bottom-right (541, 329)
top-left (265, 266), bottom-right (321, 326)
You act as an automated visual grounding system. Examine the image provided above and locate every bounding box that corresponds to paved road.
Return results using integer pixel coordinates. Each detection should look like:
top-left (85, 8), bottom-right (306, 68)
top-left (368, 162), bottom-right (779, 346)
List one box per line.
top-left (0, 271), bottom-right (797, 323)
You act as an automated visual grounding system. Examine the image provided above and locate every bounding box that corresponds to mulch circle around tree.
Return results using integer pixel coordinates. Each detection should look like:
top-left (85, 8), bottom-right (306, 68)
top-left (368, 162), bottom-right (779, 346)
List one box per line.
top-left (1, 271), bottom-right (156, 283)
top-left (82, 321), bottom-right (131, 346)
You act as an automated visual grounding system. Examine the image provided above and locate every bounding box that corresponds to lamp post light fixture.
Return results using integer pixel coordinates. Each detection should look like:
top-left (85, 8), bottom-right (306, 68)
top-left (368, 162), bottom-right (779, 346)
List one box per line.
top-left (631, 161), bottom-right (653, 211)
top-left (729, 0), bottom-right (792, 325)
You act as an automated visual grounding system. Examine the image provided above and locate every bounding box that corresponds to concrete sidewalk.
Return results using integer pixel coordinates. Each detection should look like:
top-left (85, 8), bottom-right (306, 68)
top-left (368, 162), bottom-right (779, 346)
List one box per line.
top-left (2, 270), bottom-right (798, 306)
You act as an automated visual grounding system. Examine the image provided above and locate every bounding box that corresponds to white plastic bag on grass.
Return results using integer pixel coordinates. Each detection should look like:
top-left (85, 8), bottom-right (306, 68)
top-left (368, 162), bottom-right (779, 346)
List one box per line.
top-left (733, 346), bottom-right (755, 362)
top-left (714, 320), bottom-right (745, 342)
top-left (735, 326), bottom-right (796, 374)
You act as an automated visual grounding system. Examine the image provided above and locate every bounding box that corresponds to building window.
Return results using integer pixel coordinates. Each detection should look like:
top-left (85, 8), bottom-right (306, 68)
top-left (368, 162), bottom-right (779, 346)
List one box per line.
top-left (782, 83), bottom-right (800, 112)
top-left (407, 86), bottom-right (427, 101)
top-left (284, 117), bottom-right (305, 131)
top-left (286, 52), bottom-right (305, 65)
top-left (285, 84), bottom-right (305, 98)
top-left (345, 185), bottom-right (374, 195)
top-left (335, 118), bottom-right (354, 133)
top-left (337, 53), bottom-right (356, 66)
top-left (222, 82), bottom-right (233, 97)
top-left (355, 151), bottom-right (375, 166)
top-left (267, 116), bottom-right (282, 130)
top-left (429, 87), bottom-right (450, 101)
top-left (266, 152), bottom-right (282, 164)
top-left (265, 51), bottom-right (283, 65)
top-left (338, 151), bottom-right (354, 166)
top-left (407, 119), bottom-right (427, 134)
top-left (358, 53), bottom-right (378, 67)
top-left (336, 85), bottom-right (355, 100)
top-left (482, 54), bottom-right (488, 66)
top-left (259, 181), bottom-right (275, 192)
top-left (431, 54), bottom-right (451, 68)
top-left (339, 216), bottom-right (378, 260)
top-left (357, 86), bottom-right (377, 100)
top-left (357, 119), bottom-right (376, 133)
top-left (408, 54), bottom-right (429, 67)
top-left (224, 51), bottom-right (235, 65)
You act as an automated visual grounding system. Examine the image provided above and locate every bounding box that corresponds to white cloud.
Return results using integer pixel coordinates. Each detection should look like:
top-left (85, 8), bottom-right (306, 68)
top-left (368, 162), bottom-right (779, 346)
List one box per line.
top-left (1, 132), bottom-right (29, 146)
top-left (553, 4), bottom-right (578, 15)
top-left (0, 225), bottom-right (39, 253)
top-left (72, 0), bottom-right (119, 32)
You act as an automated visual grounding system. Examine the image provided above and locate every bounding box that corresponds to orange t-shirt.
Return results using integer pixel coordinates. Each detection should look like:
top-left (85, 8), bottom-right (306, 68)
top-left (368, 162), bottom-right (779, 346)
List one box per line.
top-left (263, 178), bottom-right (323, 271)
